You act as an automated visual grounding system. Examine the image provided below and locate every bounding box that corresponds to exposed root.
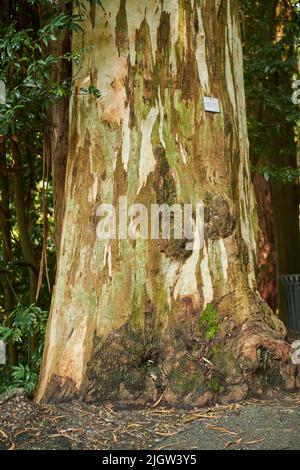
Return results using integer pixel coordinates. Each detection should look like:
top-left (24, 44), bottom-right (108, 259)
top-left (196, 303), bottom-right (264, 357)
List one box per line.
top-left (234, 318), bottom-right (300, 393)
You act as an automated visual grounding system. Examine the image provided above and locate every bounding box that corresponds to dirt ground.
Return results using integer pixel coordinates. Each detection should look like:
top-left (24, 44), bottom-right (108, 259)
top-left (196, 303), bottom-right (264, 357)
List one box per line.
top-left (0, 390), bottom-right (299, 450)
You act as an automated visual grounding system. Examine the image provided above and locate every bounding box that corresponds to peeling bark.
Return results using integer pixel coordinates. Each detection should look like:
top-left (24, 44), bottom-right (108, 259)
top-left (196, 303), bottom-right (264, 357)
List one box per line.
top-left (37, 0), bottom-right (299, 406)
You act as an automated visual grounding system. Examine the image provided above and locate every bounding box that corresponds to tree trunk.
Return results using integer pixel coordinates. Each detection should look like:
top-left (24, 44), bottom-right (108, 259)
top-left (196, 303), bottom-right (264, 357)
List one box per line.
top-left (12, 143), bottom-right (38, 305)
top-left (0, 144), bottom-right (17, 365)
top-left (37, 0), bottom-right (299, 406)
top-left (253, 173), bottom-right (277, 312)
top-left (39, 0), bottom-right (71, 253)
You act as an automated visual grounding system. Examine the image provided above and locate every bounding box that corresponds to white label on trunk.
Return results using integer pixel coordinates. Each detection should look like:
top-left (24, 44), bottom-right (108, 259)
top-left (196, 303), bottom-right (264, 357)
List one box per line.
top-left (203, 96), bottom-right (220, 113)
top-left (0, 340), bottom-right (6, 364)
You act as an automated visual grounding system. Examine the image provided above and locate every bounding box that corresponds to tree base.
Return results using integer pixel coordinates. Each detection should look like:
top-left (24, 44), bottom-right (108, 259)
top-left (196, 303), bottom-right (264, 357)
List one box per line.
top-left (38, 296), bottom-right (299, 407)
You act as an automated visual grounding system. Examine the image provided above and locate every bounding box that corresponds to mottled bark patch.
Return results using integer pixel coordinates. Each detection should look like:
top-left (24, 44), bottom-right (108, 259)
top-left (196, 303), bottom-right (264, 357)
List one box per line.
top-left (204, 192), bottom-right (236, 239)
top-left (155, 11), bottom-right (171, 89)
top-left (153, 145), bottom-right (177, 205)
top-left (89, 3), bottom-right (96, 29)
top-left (158, 238), bottom-right (192, 262)
top-left (241, 237), bottom-right (250, 266)
top-left (152, 145), bottom-right (191, 261)
top-left (115, 0), bottom-right (129, 56)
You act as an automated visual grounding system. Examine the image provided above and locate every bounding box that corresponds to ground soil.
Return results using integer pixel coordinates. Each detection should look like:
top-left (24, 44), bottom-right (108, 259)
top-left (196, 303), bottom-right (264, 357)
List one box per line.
top-left (0, 390), bottom-right (299, 450)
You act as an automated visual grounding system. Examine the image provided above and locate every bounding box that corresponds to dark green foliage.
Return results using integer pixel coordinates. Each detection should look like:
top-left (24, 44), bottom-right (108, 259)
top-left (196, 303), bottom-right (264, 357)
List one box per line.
top-left (0, 304), bottom-right (48, 394)
top-left (241, 0), bottom-right (300, 182)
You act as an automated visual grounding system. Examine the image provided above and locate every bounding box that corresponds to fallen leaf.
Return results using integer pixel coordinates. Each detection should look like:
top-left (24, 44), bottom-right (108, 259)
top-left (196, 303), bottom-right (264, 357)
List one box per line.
top-left (14, 428), bottom-right (36, 438)
top-left (202, 357), bottom-right (214, 366)
top-left (73, 407), bottom-right (92, 416)
top-left (50, 416), bottom-right (65, 421)
top-left (0, 429), bottom-right (8, 439)
top-left (155, 430), bottom-right (180, 437)
top-left (150, 408), bottom-right (176, 415)
top-left (225, 438), bottom-right (242, 448)
top-left (126, 423), bottom-right (142, 429)
top-left (183, 413), bottom-right (219, 423)
top-left (244, 438), bottom-right (265, 445)
top-left (154, 444), bottom-right (173, 450)
top-left (205, 424), bottom-right (238, 436)
top-left (151, 393), bottom-right (164, 408)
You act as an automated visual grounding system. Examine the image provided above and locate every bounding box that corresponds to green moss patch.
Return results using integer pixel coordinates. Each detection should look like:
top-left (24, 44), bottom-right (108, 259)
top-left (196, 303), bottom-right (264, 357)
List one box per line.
top-left (199, 304), bottom-right (219, 341)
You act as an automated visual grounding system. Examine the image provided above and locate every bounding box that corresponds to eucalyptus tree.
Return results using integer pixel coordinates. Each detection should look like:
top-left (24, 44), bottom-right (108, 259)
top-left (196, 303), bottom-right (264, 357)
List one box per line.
top-left (35, 0), bottom-right (299, 404)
